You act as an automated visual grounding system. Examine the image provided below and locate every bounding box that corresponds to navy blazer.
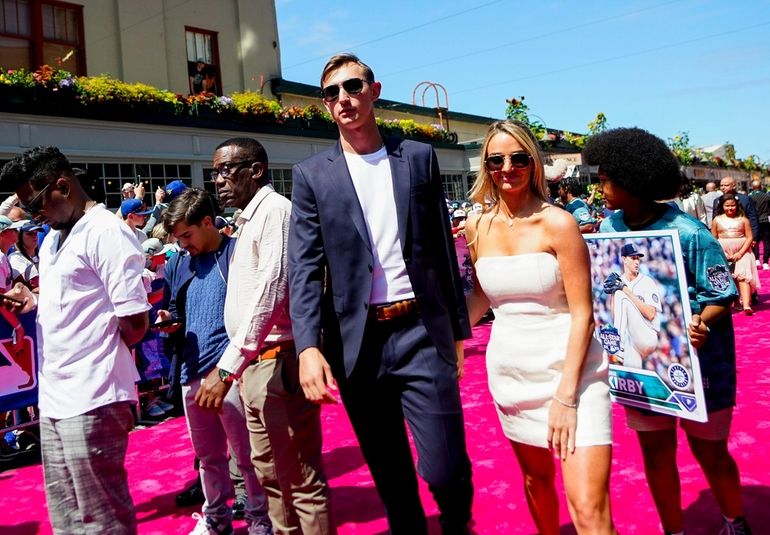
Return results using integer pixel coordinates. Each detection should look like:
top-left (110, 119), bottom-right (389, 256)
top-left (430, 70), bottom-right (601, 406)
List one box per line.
top-left (288, 137), bottom-right (471, 377)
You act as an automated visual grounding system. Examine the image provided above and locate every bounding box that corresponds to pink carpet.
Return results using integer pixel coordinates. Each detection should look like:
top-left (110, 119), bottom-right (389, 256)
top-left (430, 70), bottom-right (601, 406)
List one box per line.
top-left (1, 270), bottom-right (769, 534)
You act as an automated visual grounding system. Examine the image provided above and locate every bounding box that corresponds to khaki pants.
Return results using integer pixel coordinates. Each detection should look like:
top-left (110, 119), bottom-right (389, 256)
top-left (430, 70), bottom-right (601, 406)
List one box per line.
top-left (240, 350), bottom-right (335, 535)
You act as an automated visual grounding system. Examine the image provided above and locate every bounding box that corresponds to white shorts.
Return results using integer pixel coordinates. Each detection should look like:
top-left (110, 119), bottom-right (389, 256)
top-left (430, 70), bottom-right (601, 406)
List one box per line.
top-left (625, 406), bottom-right (733, 441)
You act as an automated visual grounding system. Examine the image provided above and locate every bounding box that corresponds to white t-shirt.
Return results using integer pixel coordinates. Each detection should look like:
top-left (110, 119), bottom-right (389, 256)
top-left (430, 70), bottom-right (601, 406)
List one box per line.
top-left (0, 251), bottom-right (12, 292)
top-left (345, 146), bottom-right (414, 305)
top-left (8, 251), bottom-right (38, 285)
top-left (621, 272), bottom-right (663, 332)
top-left (37, 204), bottom-right (150, 419)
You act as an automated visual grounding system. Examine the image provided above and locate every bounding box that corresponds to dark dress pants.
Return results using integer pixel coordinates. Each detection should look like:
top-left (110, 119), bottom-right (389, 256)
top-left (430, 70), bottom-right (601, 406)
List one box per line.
top-left (336, 313), bottom-right (473, 535)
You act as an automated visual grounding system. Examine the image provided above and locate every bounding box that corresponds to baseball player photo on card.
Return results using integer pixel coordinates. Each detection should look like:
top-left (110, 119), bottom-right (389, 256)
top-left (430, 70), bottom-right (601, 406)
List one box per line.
top-left (585, 230), bottom-right (708, 422)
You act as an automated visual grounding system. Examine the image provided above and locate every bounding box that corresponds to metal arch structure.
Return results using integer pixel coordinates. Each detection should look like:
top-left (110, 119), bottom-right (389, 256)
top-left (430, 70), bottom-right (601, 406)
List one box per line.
top-left (412, 81), bottom-right (457, 144)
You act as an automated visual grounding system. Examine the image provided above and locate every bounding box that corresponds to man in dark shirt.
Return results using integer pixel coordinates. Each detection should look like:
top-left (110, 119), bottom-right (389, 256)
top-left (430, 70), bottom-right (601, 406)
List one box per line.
top-left (749, 179), bottom-right (770, 269)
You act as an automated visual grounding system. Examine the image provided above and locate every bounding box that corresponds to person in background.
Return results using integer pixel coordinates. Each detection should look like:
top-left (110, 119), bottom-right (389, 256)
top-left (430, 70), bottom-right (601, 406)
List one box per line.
top-left (1, 146), bottom-right (150, 535)
top-left (557, 178), bottom-right (597, 233)
top-left (465, 119), bottom-right (615, 534)
top-left (0, 217), bottom-right (24, 291)
top-left (9, 222), bottom-right (43, 291)
top-left (712, 194), bottom-right (759, 315)
top-left (701, 181), bottom-right (721, 228)
top-left (121, 198), bottom-right (152, 244)
top-left (749, 179), bottom-right (769, 270)
top-left (142, 179), bottom-right (189, 237)
top-left (679, 178), bottom-right (707, 226)
top-left (158, 188), bottom-right (271, 535)
top-left (583, 127), bottom-right (752, 535)
top-left (713, 177), bottom-right (758, 240)
top-left (200, 136), bottom-right (334, 535)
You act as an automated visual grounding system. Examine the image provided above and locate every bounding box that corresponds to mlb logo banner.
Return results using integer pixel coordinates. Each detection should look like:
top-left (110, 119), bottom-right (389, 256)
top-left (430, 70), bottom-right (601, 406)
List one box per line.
top-left (585, 230), bottom-right (707, 423)
top-left (0, 311), bottom-right (38, 412)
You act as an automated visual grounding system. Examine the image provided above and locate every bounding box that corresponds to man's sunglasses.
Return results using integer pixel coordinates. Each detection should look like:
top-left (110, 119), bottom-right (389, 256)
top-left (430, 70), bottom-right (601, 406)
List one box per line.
top-left (20, 182), bottom-right (53, 215)
top-left (485, 152), bottom-right (532, 171)
top-left (320, 78), bottom-right (369, 102)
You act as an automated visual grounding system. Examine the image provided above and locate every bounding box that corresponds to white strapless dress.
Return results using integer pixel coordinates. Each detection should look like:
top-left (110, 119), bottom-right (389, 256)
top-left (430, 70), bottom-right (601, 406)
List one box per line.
top-left (475, 253), bottom-right (612, 448)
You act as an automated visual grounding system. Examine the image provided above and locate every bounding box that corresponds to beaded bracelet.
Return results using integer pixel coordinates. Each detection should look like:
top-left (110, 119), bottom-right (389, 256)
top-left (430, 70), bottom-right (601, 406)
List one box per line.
top-left (553, 395), bottom-right (578, 409)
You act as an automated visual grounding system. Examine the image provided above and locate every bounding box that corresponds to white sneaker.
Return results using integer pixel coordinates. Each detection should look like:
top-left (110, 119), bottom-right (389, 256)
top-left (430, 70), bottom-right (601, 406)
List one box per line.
top-left (189, 512), bottom-right (234, 535)
top-left (247, 520), bottom-right (274, 535)
top-left (757, 259), bottom-right (761, 267)
top-left (763, 263), bottom-right (769, 270)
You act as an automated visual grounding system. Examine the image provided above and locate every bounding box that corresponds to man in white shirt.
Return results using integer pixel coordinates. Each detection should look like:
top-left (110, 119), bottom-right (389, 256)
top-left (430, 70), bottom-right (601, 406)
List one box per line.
top-left (1, 146), bottom-right (150, 535)
top-left (195, 137), bottom-right (333, 535)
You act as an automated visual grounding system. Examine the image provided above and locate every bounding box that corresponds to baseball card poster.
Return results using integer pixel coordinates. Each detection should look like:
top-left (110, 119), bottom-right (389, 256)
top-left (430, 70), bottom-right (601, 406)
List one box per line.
top-left (585, 230), bottom-right (708, 422)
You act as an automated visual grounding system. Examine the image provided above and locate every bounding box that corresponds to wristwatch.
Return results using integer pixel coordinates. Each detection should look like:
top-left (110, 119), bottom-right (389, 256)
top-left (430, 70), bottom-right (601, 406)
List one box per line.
top-left (218, 368), bottom-right (235, 384)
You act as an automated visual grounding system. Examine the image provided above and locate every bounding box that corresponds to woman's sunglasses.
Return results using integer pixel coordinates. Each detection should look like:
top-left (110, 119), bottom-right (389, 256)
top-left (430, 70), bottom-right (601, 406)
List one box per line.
top-left (485, 152), bottom-right (532, 171)
top-left (320, 78), bottom-right (369, 102)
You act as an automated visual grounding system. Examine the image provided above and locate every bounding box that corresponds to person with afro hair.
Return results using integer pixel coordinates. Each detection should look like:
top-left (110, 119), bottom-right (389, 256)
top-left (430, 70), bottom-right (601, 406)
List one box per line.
top-left (583, 127), bottom-right (751, 535)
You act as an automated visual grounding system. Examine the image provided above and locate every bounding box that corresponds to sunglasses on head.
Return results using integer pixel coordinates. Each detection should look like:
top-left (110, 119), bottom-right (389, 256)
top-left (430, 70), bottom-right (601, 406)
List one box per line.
top-left (320, 77), bottom-right (369, 102)
top-left (485, 152), bottom-right (532, 171)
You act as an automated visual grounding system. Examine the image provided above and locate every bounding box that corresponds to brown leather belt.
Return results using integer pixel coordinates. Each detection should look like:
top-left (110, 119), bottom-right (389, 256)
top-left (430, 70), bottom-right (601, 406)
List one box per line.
top-left (369, 298), bottom-right (418, 322)
top-left (254, 340), bottom-right (295, 363)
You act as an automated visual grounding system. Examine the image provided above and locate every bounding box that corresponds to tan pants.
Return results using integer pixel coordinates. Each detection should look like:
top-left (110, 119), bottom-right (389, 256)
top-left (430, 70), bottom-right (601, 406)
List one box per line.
top-left (240, 350), bottom-right (335, 535)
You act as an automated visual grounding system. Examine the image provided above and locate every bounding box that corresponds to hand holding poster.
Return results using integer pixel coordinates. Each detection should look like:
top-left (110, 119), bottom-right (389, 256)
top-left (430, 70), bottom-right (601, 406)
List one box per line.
top-left (586, 230), bottom-right (708, 422)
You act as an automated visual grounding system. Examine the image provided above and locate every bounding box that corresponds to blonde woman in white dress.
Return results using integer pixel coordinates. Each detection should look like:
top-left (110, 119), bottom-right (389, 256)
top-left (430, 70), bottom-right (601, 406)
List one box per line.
top-left (465, 120), bottom-right (616, 534)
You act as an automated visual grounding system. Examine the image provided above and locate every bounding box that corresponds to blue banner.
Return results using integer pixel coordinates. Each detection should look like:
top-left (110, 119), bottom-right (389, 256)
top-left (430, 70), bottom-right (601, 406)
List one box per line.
top-left (0, 310), bottom-right (38, 412)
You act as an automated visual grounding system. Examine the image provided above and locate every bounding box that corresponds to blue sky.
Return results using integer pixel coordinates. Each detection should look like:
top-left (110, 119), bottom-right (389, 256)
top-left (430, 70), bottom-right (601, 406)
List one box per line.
top-left (275, 0), bottom-right (770, 161)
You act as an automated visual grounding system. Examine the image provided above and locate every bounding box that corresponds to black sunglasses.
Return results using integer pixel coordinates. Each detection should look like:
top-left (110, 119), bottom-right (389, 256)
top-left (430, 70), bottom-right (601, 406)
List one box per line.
top-left (21, 182), bottom-right (53, 215)
top-left (210, 160), bottom-right (257, 181)
top-left (485, 152), bottom-right (532, 171)
top-left (320, 78), bottom-right (369, 102)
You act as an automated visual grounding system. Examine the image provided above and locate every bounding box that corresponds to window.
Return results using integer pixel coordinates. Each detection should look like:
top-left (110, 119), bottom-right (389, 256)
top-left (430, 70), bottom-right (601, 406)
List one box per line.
top-left (185, 27), bottom-right (220, 95)
top-left (441, 173), bottom-right (465, 201)
top-left (269, 168), bottom-right (292, 199)
top-left (69, 162), bottom-right (192, 209)
top-left (0, 0), bottom-right (85, 74)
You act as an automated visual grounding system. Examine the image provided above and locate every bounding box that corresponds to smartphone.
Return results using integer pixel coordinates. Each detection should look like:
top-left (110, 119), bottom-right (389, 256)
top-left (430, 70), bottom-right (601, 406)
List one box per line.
top-left (0, 294), bottom-right (24, 305)
top-left (150, 318), bottom-right (183, 329)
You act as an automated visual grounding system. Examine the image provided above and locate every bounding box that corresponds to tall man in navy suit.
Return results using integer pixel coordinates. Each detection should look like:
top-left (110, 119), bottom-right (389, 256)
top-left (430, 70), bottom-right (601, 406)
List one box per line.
top-left (288, 54), bottom-right (474, 535)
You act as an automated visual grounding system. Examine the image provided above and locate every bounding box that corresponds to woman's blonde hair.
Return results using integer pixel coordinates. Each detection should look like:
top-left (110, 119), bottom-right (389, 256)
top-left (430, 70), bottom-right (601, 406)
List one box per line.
top-left (468, 120), bottom-right (548, 209)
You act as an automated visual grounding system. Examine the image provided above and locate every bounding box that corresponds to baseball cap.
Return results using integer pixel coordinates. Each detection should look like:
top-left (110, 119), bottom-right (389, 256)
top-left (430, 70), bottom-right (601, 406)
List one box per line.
top-left (142, 238), bottom-right (174, 257)
top-left (452, 209), bottom-right (467, 219)
top-left (0, 216), bottom-right (24, 232)
top-left (20, 221), bottom-right (44, 232)
top-left (121, 182), bottom-right (135, 192)
top-left (121, 199), bottom-right (153, 218)
top-left (621, 243), bottom-right (645, 257)
top-left (165, 180), bottom-right (188, 202)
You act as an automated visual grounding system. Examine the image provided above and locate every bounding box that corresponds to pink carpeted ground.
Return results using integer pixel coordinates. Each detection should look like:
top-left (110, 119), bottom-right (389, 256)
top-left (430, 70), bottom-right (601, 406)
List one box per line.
top-left (1, 271), bottom-right (769, 534)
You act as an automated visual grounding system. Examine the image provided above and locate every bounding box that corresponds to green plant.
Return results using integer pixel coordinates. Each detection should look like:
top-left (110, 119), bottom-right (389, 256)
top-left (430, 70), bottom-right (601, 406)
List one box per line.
top-left (668, 132), bottom-right (694, 166)
top-left (0, 68), bottom-right (35, 88)
top-left (587, 112), bottom-right (607, 135)
top-left (230, 91), bottom-right (282, 117)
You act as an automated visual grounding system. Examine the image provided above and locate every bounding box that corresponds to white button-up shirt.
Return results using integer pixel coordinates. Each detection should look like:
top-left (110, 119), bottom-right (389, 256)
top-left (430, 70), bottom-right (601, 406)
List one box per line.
top-left (219, 185), bottom-right (293, 377)
top-left (37, 204), bottom-right (150, 419)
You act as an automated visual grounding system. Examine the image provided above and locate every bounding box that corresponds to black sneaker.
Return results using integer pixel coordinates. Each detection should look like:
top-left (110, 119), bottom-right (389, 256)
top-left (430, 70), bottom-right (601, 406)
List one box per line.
top-left (175, 479), bottom-right (205, 507)
top-left (720, 516), bottom-right (752, 535)
top-left (232, 495), bottom-right (246, 520)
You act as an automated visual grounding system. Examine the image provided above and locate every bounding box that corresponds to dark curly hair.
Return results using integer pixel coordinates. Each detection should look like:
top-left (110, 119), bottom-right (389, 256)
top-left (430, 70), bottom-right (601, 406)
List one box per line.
top-left (0, 146), bottom-right (72, 192)
top-left (582, 127), bottom-right (682, 202)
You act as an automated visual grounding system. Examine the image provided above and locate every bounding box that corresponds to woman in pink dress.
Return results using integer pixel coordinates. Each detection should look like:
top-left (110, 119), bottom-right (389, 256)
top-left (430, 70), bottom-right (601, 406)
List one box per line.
top-left (712, 193), bottom-right (759, 314)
